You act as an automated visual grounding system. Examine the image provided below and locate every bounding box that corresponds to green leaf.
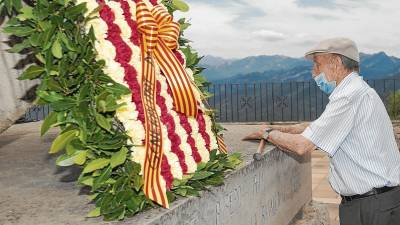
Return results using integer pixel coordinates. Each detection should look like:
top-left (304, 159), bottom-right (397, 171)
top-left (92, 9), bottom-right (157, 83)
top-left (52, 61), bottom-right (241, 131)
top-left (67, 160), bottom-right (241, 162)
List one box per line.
top-left (2, 26), bottom-right (34, 37)
top-left (7, 39), bottom-right (31, 53)
top-left (3, 0), bottom-right (13, 15)
top-left (110, 147), bottom-right (128, 168)
top-left (41, 111), bottom-right (57, 136)
top-left (16, 6), bottom-right (34, 21)
top-left (37, 90), bottom-right (64, 102)
top-left (79, 176), bottom-right (94, 186)
top-left (95, 113), bottom-right (111, 132)
top-left (186, 188), bottom-right (200, 197)
top-left (40, 24), bottom-right (56, 49)
top-left (65, 2), bottom-right (87, 20)
top-left (87, 207), bottom-right (101, 218)
top-left (88, 193), bottom-right (99, 201)
top-left (209, 149), bottom-right (218, 161)
top-left (18, 65), bottom-right (45, 80)
top-left (56, 154), bottom-right (75, 167)
top-left (14, 0), bottom-right (23, 9)
top-left (83, 158), bottom-right (110, 174)
top-left (204, 175), bottom-right (224, 186)
top-left (93, 166), bottom-right (112, 190)
top-left (51, 98), bottom-right (76, 111)
top-left (175, 188), bottom-right (187, 196)
top-left (74, 150), bottom-right (87, 165)
top-left (97, 100), bottom-right (106, 112)
top-left (191, 171), bottom-right (214, 180)
top-left (96, 138), bottom-right (125, 150)
top-left (166, 191), bottom-right (176, 202)
top-left (29, 33), bottom-right (41, 47)
top-left (196, 162), bottom-right (207, 171)
top-left (59, 32), bottom-right (76, 51)
top-left (178, 18), bottom-right (191, 31)
top-left (103, 82), bottom-right (131, 96)
top-left (172, 0), bottom-right (189, 12)
top-left (51, 39), bottom-right (63, 59)
top-left (132, 175), bottom-right (143, 192)
top-left (49, 130), bottom-right (78, 154)
top-left (69, 138), bottom-right (85, 151)
top-left (4, 17), bottom-right (20, 27)
top-left (35, 53), bottom-right (45, 63)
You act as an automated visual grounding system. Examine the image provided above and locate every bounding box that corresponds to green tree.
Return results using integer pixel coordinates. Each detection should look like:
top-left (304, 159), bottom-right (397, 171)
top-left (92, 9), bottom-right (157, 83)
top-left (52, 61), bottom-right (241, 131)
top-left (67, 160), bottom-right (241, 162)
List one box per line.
top-left (387, 90), bottom-right (400, 120)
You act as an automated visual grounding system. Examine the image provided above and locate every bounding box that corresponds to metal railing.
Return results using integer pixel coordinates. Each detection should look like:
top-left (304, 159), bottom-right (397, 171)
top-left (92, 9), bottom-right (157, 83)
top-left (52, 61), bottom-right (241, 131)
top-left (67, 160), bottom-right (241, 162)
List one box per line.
top-left (18, 79), bottom-right (400, 123)
top-left (205, 78), bottom-right (400, 122)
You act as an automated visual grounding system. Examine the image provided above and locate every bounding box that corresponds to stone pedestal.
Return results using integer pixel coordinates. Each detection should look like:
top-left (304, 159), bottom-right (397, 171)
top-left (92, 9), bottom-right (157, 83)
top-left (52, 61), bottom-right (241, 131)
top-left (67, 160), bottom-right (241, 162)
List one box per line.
top-left (0, 123), bottom-right (311, 225)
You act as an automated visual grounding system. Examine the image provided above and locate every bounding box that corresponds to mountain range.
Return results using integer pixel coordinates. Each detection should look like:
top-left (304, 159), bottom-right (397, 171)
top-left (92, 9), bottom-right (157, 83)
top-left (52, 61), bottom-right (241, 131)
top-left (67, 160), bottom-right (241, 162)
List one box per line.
top-left (200, 52), bottom-right (400, 83)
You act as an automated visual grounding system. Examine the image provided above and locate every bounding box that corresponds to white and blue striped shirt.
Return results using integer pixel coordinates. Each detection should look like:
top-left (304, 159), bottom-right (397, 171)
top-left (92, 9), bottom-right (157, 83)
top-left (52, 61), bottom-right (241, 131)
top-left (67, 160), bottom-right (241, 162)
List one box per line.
top-left (302, 72), bottom-right (400, 196)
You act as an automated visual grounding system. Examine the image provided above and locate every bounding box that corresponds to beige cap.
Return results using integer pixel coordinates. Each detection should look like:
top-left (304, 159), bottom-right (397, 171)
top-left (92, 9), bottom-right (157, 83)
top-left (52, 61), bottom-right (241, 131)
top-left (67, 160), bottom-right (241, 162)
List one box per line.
top-left (305, 37), bottom-right (359, 63)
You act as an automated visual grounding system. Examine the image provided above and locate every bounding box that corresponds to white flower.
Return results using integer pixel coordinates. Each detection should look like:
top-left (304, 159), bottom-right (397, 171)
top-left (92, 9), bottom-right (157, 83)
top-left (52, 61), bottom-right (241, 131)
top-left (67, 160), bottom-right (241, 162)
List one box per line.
top-left (86, 18), bottom-right (108, 39)
top-left (109, 2), bottom-right (132, 39)
top-left (185, 68), bottom-right (194, 81)
top-left (131, 146), bottom-right (146, 175)
top-left (126, 121), bottom-right (146, 144)
top-left (161, 123), bottom-right (183, 179)
top-left (142, 0), bottom-right (153, 8)
top-left (157, 71), bottom-right (198, 173)
top-left (188, 117), bottom-right (210, 163)
top-left (204, 115), bottom-right (219, 151)
top-left (95, 40), bottom-right (116, 61)
top-left (177, 49), bottom-right (186, 68)
top-left (126, 0), bottom-right (137, 21)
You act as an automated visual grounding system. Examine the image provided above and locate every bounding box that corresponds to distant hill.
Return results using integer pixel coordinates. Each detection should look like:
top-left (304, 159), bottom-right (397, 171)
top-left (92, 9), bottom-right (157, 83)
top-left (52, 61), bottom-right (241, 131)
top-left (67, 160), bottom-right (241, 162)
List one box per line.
top-left (200, 52), bottom-right (400, 83)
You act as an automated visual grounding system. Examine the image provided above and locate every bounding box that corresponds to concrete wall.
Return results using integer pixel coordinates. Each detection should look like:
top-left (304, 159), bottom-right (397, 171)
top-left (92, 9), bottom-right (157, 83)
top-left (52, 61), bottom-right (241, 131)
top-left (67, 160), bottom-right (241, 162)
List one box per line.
top-left (0, 121), bottom-right (311, 225)
top-left (127, 124), bottom-right (312, 225)
top-left (0, 18), bottom-right (38, 134)
top-left (127, 149), bottom-right (311, 225)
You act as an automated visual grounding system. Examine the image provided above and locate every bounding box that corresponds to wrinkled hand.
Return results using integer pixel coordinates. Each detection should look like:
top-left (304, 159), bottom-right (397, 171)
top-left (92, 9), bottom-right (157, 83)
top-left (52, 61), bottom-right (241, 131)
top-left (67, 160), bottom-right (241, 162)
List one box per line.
top-left (242, 124), bottom-right (271, 141)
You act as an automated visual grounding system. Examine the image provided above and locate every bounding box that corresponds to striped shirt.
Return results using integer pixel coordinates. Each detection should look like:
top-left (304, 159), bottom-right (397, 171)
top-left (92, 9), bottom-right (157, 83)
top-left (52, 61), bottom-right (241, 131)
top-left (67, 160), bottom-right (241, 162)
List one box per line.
top-left (302, 72), bottom-right (400, 196)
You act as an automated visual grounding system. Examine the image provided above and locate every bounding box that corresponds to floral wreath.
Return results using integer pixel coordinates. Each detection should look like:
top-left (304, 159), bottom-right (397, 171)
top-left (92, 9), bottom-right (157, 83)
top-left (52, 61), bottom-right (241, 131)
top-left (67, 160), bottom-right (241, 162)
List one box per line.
top-left (1, 0), bottom-right (241, 220)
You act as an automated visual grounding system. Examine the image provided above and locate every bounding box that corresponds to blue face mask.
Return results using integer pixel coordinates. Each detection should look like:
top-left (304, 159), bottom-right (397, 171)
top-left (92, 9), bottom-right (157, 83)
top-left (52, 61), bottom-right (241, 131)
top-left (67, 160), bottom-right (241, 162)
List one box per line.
top-left (313, 72), bottom-right (336, 94)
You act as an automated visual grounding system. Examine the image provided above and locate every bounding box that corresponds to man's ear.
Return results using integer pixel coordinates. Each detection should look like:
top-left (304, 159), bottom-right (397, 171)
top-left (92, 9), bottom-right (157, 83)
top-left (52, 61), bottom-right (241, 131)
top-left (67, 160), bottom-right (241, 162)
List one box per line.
top-left (327, 55), bottom-right (341, 74)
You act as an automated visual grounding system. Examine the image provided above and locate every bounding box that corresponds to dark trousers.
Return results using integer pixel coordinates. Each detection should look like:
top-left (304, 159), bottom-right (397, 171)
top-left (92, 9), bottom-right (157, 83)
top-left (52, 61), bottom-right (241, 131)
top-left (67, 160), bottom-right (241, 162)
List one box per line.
top-left (339, 186), bottom-right (400, 225)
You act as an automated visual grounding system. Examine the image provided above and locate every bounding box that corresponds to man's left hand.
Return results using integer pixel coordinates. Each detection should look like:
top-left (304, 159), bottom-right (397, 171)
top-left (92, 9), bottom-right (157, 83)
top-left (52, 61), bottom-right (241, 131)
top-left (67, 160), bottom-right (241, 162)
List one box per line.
top-left (242, 129), bottom-right (265, 141)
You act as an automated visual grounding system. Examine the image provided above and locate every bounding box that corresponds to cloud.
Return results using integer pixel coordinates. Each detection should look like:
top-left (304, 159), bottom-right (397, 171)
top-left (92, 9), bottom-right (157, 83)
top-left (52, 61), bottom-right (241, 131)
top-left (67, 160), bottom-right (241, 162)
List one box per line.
top-left (178, 0), bottom-right (400, 58)
top-left (252, 29), bottom-right (286, 42)
top-left (295, 0), bottom-right (337, 8)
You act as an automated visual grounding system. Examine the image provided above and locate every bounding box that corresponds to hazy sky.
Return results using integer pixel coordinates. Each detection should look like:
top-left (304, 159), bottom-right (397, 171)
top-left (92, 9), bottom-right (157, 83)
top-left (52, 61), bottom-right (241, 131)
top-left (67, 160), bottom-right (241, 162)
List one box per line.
top-left (175, 0), bottom-right (400, 59)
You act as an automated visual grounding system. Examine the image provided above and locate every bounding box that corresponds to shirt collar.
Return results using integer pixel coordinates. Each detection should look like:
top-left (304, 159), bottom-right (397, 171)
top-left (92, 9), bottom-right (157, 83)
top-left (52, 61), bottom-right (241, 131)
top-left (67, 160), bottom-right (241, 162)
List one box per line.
top-left (329, 71), bottom-right (359, 100)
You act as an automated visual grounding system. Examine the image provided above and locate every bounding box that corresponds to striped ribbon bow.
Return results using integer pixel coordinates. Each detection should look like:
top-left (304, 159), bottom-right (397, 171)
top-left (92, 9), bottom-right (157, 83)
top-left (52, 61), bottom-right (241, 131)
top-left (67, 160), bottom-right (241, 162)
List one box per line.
top-left (136, 1), bottom-right (199, 208)
top-left (137, 1), bottom-right (198, 117)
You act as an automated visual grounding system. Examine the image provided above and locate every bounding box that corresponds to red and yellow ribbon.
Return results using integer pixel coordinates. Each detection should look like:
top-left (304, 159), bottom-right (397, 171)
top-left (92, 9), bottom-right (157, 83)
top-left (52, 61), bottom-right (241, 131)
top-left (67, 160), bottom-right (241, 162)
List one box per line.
top-left (136, 0), bottom-right (200, 208)
top-left (137, 1), bottom-right (198, 117)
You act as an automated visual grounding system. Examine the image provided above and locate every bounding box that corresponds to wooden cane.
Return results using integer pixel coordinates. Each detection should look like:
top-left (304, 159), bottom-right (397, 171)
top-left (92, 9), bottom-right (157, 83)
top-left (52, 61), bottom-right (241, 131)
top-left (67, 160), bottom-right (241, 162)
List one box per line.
top-left (253, 139), bottom-right (266, 161)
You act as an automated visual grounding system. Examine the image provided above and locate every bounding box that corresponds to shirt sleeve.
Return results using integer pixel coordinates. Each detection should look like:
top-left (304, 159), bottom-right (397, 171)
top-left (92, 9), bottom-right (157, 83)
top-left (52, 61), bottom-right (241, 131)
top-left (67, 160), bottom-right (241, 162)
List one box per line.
top-left (301, 96), bottom-right (355, 157)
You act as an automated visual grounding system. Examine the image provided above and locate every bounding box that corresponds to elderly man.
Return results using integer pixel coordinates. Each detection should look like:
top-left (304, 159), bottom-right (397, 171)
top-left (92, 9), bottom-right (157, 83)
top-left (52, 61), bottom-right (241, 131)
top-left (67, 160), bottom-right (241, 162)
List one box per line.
top-left (244, 37), bottom-right (400, 225)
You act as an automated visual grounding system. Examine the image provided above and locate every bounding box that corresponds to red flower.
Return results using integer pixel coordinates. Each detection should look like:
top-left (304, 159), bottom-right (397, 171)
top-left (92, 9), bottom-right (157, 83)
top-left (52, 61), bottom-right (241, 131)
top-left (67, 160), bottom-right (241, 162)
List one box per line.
top-left (149, 0), bottom-right (158, 6)
top-left (197, 111), bottom-right (211, 151)
top-left (99, 0), bottom-right (145, 125)
top-left (118, 0), bottom-right (141, 46)
top-left (178, 114), bottom-right (202, 162)
top-left (173, 50), bottom-right (185, 66)
top-left (161, 155), bottom-right (173, 189)
top-left (156, 80), bottom-right (188, 174)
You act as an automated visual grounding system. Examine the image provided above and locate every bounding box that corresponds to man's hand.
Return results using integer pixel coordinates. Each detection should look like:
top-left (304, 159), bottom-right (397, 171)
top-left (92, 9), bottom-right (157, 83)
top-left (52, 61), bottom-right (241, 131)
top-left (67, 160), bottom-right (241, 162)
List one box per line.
top-left (242, 125), bottom-right (270, 141)
top-left (242, 124), bottom-right (316, 156)
top-left (242, 123), bottom-right (310, 141)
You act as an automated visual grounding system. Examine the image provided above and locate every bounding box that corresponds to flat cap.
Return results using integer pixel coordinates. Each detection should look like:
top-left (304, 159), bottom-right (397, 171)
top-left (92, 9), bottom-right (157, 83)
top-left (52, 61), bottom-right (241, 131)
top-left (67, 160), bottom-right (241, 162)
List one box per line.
top-left (305, 37), bottom-right (359, 63)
